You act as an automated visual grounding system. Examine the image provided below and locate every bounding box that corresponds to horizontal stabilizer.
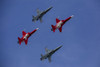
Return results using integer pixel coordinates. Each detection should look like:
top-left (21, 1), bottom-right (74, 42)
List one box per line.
top-left (18, 37), bottom-right (22, 45)
top-left (32, 15), bottom-right (36, 22)
top-left (51, 25), bottom-right (55, 32)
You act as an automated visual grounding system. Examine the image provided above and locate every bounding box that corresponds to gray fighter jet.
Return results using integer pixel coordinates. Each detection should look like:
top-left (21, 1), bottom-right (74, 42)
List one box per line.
top-left (40, 45), bottom-right (62, 62)
top-left (32, 6), bottom-right (53, 22)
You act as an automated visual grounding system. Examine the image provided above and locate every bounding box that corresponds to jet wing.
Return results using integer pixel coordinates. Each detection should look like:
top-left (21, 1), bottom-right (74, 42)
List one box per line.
top-left (56, 18), bottom-right (60, 23)
top-left (45, 48), bottom-right (50, 53)
top-left (48, 56), bottom-right (51, 62)
top-left (37, 9), bottom-right (41, 15)
top-left (22, 31), bottom-right (26, 36)
top-left (24, 39), bottom-right (28, 45)
top-left (59, 27), bottom-right (62, 32)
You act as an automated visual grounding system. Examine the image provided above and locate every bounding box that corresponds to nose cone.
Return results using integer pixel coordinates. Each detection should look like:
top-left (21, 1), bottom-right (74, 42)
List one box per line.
top-left (47, 6), bottom-right (53, 11)
top-left (71, 15), bottom-right (74, 18)
top-left (59, 45), bottom-right (63, 47)
top-left (36, 28), bottom-right (39, 30)
top-left (55, 45), bottom-right (63, 51)
top-left (50, 6), bottom-right (53, 9)
top-left (58, 45), bottom-right (63, 49)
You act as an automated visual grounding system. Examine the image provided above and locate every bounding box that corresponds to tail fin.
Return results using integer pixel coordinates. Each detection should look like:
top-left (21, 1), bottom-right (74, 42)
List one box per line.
top-left (32, 15), bottom-right (36, 22)
top-left (18, 37), bottom-right (22, 45)
top-left (51, 25), bottom-right (56, 32)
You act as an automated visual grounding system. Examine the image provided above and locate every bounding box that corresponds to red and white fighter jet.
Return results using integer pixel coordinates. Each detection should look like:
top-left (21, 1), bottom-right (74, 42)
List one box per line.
top-left (18, 28), bottom-right (39, 45)
top-left (51, 15), bottom-right (73, 32)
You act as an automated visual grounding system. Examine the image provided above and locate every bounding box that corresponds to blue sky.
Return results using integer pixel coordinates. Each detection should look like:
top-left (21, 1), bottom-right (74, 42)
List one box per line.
top-left (1, 0), bottom-right (100, 67)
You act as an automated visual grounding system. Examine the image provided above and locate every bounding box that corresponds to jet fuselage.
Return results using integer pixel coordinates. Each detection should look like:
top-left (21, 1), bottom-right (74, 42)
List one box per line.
top-left (23, 33), bottom-right (29, 40)
top-left (56, 21), bottom-right (63, 29)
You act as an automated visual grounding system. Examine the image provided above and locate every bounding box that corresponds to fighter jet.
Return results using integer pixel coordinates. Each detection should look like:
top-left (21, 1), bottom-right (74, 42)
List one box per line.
top-left (51, 15), bottom-right (74, 32)
top-left (32, 6), bottom-right (53, 22)
top-left (18, 28), bottom-right (39, 45)
top-left (40, 45), bottom-right (62, 62)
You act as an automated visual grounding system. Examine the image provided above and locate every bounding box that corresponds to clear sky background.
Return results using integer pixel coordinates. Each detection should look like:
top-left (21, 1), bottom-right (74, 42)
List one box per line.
top-left (1, 0), bottom-right (100, 67)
